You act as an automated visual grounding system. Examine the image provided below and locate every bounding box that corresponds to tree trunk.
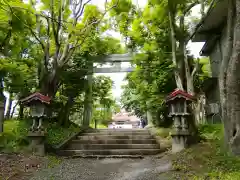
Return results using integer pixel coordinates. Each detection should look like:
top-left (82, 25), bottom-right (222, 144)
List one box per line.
top-left (226, 0), bottom-right (240, 155)
top-left (18, 104), bottom-right (24, 119)
top-left (10, 102), bottom-right (18, 118)
top-left (200, 0), bottom-right (205, 17)
top-left (219, 0), bottom-right (234, 149)
top-left (39, 70), bottom-right (60, 118)
top-left (169, 11), bottom-right (184, 90)
top-left (0, 76), bottom-right (5, 132)
top-left (179, 15), bottom-right (195, 95)
top-left (59, 96), bottom-right (74, 127)
top-left (40, 71), bottom-right (59, 97)
top-left (94, 119), bottom-right (97, 129)
top-left (5, 92), bottom-right (13, 119)
top-left (83, 74), bottom-right (93, 127)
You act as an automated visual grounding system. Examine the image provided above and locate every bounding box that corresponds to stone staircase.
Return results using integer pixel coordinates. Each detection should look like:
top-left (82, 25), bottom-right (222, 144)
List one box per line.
top-left (58, 129), bottom-right (161, 158)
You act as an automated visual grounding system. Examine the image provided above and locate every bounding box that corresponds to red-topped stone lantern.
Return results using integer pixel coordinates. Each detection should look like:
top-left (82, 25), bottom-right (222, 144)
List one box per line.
top-left (20, 92), bottom-right (51, 156)
top-left (20, 92), bottom-right (50, 131)
top-left (166, 89), bottom-right (195, 153)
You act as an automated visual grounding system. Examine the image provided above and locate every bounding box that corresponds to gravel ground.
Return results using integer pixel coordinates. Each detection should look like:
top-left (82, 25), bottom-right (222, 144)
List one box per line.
top-left (31, 156), bottom-right (172, 180)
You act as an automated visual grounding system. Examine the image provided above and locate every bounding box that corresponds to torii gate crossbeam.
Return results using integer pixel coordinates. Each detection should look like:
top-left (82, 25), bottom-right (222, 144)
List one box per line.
top-left (93, 53), bottom-right (134, 73)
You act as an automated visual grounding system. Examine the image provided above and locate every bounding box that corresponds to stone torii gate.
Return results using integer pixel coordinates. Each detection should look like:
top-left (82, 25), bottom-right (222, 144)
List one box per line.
top-left (82, 53), bottom-right (134, 126)
top-left (82, 53), bottom-right (153, 127)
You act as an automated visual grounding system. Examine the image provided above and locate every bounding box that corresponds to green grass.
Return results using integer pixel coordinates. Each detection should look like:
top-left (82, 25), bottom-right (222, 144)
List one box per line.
top-left (90, 123), bottom-right (107, 129)
top-left (0, 119), bottom-right (30, 152)
top-left (168, 124), bottom-right (240, 180)
top-left (47, 155), bottom-right (62, 168)
top-left (155, 127), bottom-right (171, 139)
top-left (46, 122), bottom-right (80, 146)
top-left (0, 119), bottom-right (81, 152)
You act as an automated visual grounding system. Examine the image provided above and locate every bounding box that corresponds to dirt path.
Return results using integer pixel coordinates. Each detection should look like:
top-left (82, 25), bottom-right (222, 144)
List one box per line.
top-left (31, 156), bottom-right (172, 180)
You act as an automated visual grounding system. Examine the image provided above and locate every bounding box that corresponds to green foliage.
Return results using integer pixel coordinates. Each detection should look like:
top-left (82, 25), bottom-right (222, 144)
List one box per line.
top-left (155, 128), bottom-right (171, 139)
top-left (118, 0), bottom-right (176, 121)
top-left (47, 155), bottom-right (62, 168)
top-left (91, 75), bottom-right (116, 128)
top-left (170, 124), bottom-right (240, 179)
top-left (0, 119), bottom-right (81, 153)
top-left (46, 122), bottom-right (80, 146)
top-left (198, 124), bottom-right (224, 141)
top-left (0, 119), bottom-right (30, 152)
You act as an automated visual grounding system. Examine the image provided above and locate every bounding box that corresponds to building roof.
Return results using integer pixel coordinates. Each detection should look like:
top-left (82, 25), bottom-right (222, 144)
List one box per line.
top-left (20, 92), bottom-right (51, 106)
top-left (112, 112), bottom-right (140, 122)
top-left (191, 0), bottom-right (228, 42)
top-left (166, 89), bottom-right (195, 102)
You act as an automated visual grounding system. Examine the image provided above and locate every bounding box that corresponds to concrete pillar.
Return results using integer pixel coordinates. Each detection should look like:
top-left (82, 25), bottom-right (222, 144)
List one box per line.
top-left (28, 131), bottom-right (45, 156)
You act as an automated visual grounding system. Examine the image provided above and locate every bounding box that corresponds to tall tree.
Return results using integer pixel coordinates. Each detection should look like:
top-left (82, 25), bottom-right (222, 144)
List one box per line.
top-left (218, 0), bottom-right (240, 154)
top-left (2, 0), bottom-right (119, 98)
top-left (0, 1), bottom-right (34, 130)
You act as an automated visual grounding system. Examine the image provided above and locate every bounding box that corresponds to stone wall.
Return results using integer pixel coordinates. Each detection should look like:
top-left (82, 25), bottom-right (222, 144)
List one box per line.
top-left (205, 25), bottom-right (228, 123)
top-left (209, 25), bottom-right (227, 78)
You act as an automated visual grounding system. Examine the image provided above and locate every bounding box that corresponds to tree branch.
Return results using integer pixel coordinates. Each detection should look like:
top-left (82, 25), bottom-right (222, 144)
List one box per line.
top-left (57, 0), bottom-right (67, 44)
top-left (50, 0), bottom-right (59, 47)
top-left (44, 16), bottom-right (51, 70)
top-left (76, 0), bottom-right (92, 19)
top-left (183, 1), bottom-right (200, 16)
top-left (29, 28), bottom-right (45, 51)
top-left (191, 58), bottom-right (200, 77)
top-left (59, 0), bottom-right (119, 66)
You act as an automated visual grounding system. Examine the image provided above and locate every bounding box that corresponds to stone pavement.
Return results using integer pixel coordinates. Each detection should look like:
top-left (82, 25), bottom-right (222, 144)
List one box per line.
top-left (31, 156), bottom-right (172, 180)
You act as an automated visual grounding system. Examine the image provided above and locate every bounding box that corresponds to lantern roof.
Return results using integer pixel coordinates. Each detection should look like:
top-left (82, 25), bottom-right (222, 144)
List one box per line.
top-left (20, 92), bottom-right (51, 105)
top-left (166, 89), bottom-right (195, 102)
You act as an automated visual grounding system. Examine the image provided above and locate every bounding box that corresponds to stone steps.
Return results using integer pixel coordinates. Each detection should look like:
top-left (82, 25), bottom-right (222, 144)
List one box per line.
top-left (66, 143), bottom-right (160, 150)
top-left (76, 135), bottom-right (154, 140)
top-left (82, 132), bottom-right (151, 136)
top-left (70, 139), bottom-right (158, 144)
top-left (59, 149), bottom-right (161, 156)
top-left (59, 129), bottom-right (161, 157)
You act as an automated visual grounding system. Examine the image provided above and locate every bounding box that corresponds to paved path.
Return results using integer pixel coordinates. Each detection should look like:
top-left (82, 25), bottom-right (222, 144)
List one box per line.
top-left (31, 156), bottom-right (172, 180)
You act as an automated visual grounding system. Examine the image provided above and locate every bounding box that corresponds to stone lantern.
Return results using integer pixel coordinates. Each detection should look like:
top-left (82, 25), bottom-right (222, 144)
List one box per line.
top-left (20, 92), bottom-right (51, 156)
top-left (166, 89), bottom-right (195, 153)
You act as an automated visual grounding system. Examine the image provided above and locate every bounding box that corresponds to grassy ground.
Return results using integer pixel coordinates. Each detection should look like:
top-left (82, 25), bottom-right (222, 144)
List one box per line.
top-left (0, 119), bottom-right (80, 179)
top-left (0, 119), bottom-right (81, 152)
top-left (90, 123), bottom-right (107, 129)
top-left (163, 124), bottom-right (240, 180)
top-left (0, 120), bottom-right (30, 152)
top-left (155, 127), bottom-right (171, 139)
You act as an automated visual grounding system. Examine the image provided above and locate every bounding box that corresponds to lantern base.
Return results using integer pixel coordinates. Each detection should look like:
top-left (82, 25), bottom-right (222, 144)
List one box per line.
top-left (28, 131), bottom-right (45, 156)
top-left (171, 134), bottom-right (191, 153)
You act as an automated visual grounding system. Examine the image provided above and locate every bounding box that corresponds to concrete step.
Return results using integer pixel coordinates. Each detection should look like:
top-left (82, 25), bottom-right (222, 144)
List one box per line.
top-left (82, 132), bottom-right (151, 136)
top-left (70, 139), bottom-right (157, 144)
top-left (87, 129), bottom-right (149, 133)
top-left (59, 149), bottom-right (161, 156)
top-left (76, 135), bottom-right (153, 140)
top-left (66, 143), bottom-right (160, 150)
top-left (68, 155), bottom-right (145, 159)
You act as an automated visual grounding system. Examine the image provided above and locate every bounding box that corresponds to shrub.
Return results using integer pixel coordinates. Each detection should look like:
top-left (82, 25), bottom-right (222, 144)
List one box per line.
top-left (170, 124), bottom-right (240, 179)
top-left (0, 119), bottom-right (30, 152)
top-left (0, 119), bottom-right (81, 152)
top-left (198, 124), bottom-right (224, 141)
top-left (46, 122), bottom-right (80, 146)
